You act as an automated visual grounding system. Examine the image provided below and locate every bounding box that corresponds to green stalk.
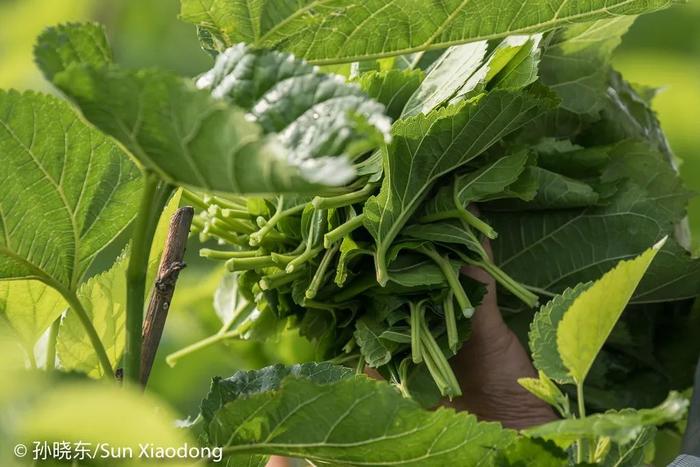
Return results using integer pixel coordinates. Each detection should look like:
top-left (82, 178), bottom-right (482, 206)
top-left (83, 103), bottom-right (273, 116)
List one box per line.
top-left (124, 172), bottom-right (173, 384)
top-left (181, 189), bottom-right (208, 210)
top-left (420, 317), bottom-right (461, 397)
top-left (312, 183), bottom-right (376, 209)
top-left (259, 268), bottom-right (306, 290)
top-left (420, 346), bottom-right (449, 395)
top-left (249, 198), bottom-right (305, 246)
top-left (306, 243), bottom-right (340, 299)
top-left (577, 382), bottom-right (587, 463)
top-left (45, 317), bottom-right (60, 371)
top-left (419, 247), bottom-right (473, 317)
top-left (355, 356), bottom-right (366, 375)
top-left (477, 259), bottom-right (539, 308)
top-left (271, 245), bottom-right (305, 266)
top-left (324, 214), bottom-right (365, 247)
top-left (443, 291), bottom-right (458, 353)
top-left (374, 249), bottom-right (391, 287)
top-left (226, 255), bottom-right (277, 272)
top-left (199, 220), bottom-right (246, 245)
top-left (410, 301), bottom-right (423, 364)
top-left (220, 208), bottom-right (251, 219)
top-left (286, 246), bottom-right (323, 273)
top-left (208, 195), bottom-right (247, 210)
top-left (166, 331), bottom-right (238, 367)
top-left (448, 245), bottom-right (539, 308)
top-left (200, 249), bottom-right (262, 260)
top-left (456, 206), bottom-right (497, 239)
top-left (211, 216), bottom-right (256, 235)
top-left (165, 302), bottom-right (254, 366)
top-left (450, 182), bottom-right (497, 239)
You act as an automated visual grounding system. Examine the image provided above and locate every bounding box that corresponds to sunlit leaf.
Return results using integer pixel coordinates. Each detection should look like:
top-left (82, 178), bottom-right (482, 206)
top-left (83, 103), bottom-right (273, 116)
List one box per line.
top-left (180, 0), bottom-right (673, 64)
top-left (557, 239), bottom-right (666, 383)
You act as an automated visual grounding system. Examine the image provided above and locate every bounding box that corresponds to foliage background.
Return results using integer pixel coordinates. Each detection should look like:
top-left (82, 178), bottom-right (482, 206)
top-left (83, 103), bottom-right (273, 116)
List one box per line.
top-left (1, 0), bottom-right (698, 426)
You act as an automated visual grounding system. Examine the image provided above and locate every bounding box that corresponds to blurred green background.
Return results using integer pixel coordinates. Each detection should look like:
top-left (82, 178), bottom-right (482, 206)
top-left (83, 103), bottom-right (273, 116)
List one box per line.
top-left (1, 0), bottom-right (698, 419)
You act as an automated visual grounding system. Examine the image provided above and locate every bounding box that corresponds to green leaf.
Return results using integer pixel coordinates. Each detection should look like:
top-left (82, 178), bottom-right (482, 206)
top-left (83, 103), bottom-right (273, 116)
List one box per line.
top-left (490, 143), bottom-right (696, 303)
top-left (529, 283), bottom-right (590, 384)
top-left (0, 90), bottom-right (142, 290)
top-left (496, 437), bottom-right (568, 466)
top-left (600, 426), bottom-right (655, 467)
top-left (582, 70), bottom-right (674, 162)
top-left (540, 17), bottom-right (635, 114)
top-left (36, 25), bottom-right (391, 194)
top-left (354, 318), bottom-right (393, 367)
top-left (557, 239), bottom-right (665, 384)
top-left (524, 391), bottom-right (687, 446)
top-left (533, 139), bottom-right (610, 178)
top-left (201, 363), bottom-right (354, 425)
top-left (196, 44), bottom-right (392, 182)
top-left (525, 167), bottom-right (600, 209)
top-left (419, 151), bottom-right (531, 220)
top-left (403, 221), bottom-right (483, 252)
top-left (34, 22), bottom-right (111, 81)
top-left (402, 41), bottom-right (489, 118)
top-left (57, 251), bottom-right (128, 378)
top-left (353, 69), bottom-right (423, 120)
top-left (518, 371), bottom-right (570, 415)
top-left (180, 0), bottom-right (674, 64)
top-left (334, 235), bottom-right (370, 287)
top-left (403, 35), bottom-right (541, 117)
top-left (18, 382), bottom-right (191, 451)
top-left (385, 253), bottom-right (455, 289)
top-left (456, 151), bottom-right (533, 202)
top-left (206, 372), bottom-right (515, 465)
top-left (364, 89), bottom-right (550, 285)
top-left (0, 281), bottom-right (66, 357)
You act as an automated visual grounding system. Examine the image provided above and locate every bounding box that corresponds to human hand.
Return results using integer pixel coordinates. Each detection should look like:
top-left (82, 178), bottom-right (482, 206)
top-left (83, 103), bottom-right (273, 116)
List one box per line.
top-left (446, 239), bottom-right (557, 429)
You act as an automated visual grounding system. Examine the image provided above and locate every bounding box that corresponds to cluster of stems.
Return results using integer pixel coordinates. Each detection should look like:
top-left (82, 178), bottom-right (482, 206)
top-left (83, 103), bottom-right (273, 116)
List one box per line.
top-left (168, 183), bottom-right (539, 397)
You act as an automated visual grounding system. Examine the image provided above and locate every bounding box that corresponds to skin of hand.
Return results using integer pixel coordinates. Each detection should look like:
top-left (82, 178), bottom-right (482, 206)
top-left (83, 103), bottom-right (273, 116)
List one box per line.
top-left (447, 239), bottom-right (557, 429)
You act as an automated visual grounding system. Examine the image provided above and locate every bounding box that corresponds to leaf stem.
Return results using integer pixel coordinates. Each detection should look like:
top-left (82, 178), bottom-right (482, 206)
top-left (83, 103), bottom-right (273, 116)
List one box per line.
top-left (418, 209), bottom-right (496, 240)
top-left (249, 197), bottom-right (305, 246)
top-left (166, 330), bottom-right (240, 367)
top-left (226, 255), bottom-right (277, 272)
top-left (410, 301), bottom-right (424, 364)
top-left (324, 214), bottom-right (365, 248)
top-left (259, 268), bottom-right (306, 290)
top-left (576, 382), bottom-right (587, 463)
top-left (419, 314), bottom-right (461, 397)
top-left (286, 246), bottom-right (323, 273)
top-left (305, 243), bottom-right (340, 299)
top-left (200, 248), bottom-right (262, 260)
top-left (165, 302), bottom-right (255, 366)
top-left (476, 258), bottom-right (539, 307)
top-left (45, 317), bottom-right (60, 371)
top-left (312, 183), bottom-right (376, 209)
top-left (374, 248), bottom-right (391, 287)
top-left (124, 172), bottom-right (173, 384)
top-left (443, 291), bottom-right (458, 353)
top-left (419, 247), bottom-right (473, 316)
top-left (180, 189), bottom-right (208, 210)
top-left (456, 206), bottom-right (497, 239)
